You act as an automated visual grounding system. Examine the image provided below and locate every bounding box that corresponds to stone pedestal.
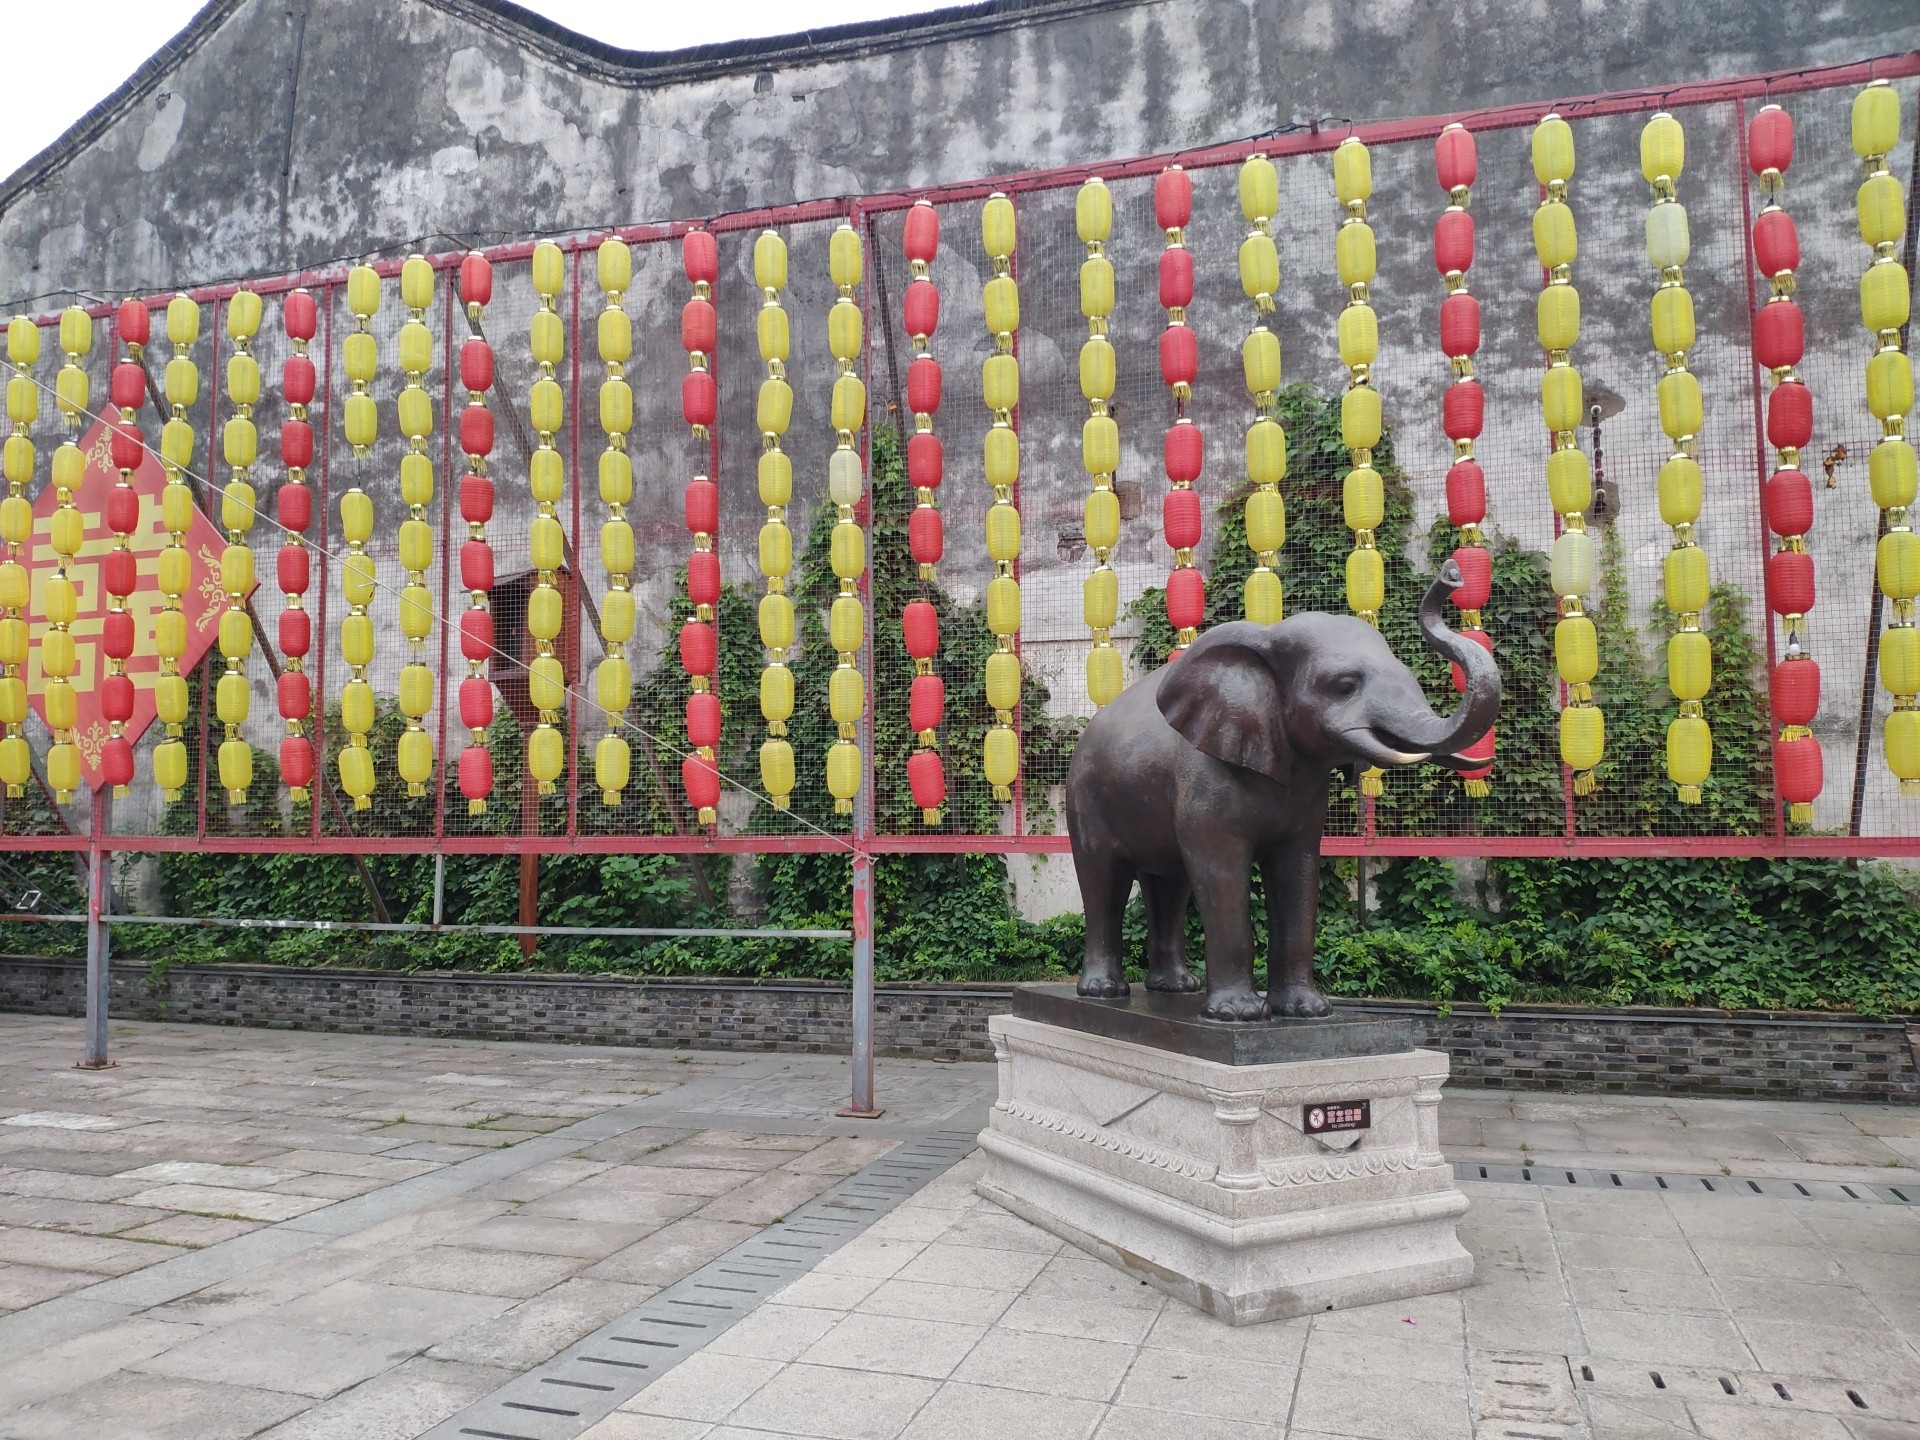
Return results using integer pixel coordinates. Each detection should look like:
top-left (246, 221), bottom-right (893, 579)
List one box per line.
top-left (977, 993), bottom-right (1472, 1325)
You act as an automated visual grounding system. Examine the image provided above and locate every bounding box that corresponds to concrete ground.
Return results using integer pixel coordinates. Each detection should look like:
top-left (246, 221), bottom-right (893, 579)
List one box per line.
top-left (0, 1016), bottom-right (1913, 1440)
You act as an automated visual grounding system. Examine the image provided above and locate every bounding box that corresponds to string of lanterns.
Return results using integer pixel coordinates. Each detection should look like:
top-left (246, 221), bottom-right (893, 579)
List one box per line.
top-left (1077, 178), bottom-right (1123, 706)
top-left (154, 295), bottom-right (198, 802)
top-left (1533, 114), bottom-right (1604, 796)
top-left (1747, 105), bottom-right (1822, 827)
top-left (902, 201), bottom-right (948, 825)
top-left (43, 305), bottom-right (90, 803)
top-left (1156, 166), bottom-right (1204, 659)
top-left (825, 222), bottom-right (868, 815)
top-left (981, 193), bottom-right (1022, 802)
top-left (338, 264), bottom-right (381, 809)
top-left (277, 288), bottom-right (317, 804)
top-left (594, 237), bottom-right (635, 808)
top-left (216, 288), bottom-right (263, 805)
top-left (1435, 123), bottom-right (1496, 797)
top-left (394, 257), bottom-right (437, 799)
top-left (0, 316), bottom-right (35, 797)
top-left (455, 252), bottom-right (496, 816)
top-left (527, 240), bottom-right (569, 799)
top-left (680, 230), bottom-right (722, 827)
top-left (1641, 114), bottom-right (1714, 805)
top-left (1854, 81), bottom-right (1919, 796)
top-left (1239, 155), bottom-right (1286, 625)
top-left (1333, 137), bottom-right (1385, 798)
top-left (753, 228), bottom-right (797, 812)
top-left (102, 298), bottom-right (146, 797)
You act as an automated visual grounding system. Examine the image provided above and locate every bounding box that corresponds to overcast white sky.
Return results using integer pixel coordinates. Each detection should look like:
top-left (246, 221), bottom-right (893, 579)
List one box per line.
top-left (1, 0), bottom-right (958, 180)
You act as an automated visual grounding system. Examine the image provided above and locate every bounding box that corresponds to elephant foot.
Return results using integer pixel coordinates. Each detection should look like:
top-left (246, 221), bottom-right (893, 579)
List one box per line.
top-left (1144, 962), bottom-right (1201, 994)
top-left (1270, 982), bottom-right (1332, 1018)
top-left (1076, 968), bottom-right (1130, 999)
top-left (1201, 987), bottom-right (1270, 1023)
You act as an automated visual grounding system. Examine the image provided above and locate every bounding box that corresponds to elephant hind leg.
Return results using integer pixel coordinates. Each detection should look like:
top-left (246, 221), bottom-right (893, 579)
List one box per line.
top-left (1139, 873), bottom-right (1199, 993)
top-left (1073, 845), bottom-right (1135, 998)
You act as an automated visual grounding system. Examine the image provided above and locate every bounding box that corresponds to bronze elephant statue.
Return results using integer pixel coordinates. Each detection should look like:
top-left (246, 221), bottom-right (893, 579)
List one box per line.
top-left (1065, 560), bottom-right (1501, 1022)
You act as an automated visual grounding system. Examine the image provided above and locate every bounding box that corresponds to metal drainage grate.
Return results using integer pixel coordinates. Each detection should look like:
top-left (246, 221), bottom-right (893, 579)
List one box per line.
top-left (1461, 1162), bottom-right (1916, 1206)
top-left (418, 1129), bottom-right (980, 1440)
top-left (1571, 1358), bottom-right (1915, 1425)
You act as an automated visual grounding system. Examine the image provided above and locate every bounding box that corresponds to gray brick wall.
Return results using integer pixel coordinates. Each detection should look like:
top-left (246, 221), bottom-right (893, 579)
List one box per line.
top-left (3, 958), bottom-right (1913, 1103)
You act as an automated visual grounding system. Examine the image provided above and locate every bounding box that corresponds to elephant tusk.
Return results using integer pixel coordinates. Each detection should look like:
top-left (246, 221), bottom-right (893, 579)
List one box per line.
top-left (1339, 728), bottom-right (1431, 768)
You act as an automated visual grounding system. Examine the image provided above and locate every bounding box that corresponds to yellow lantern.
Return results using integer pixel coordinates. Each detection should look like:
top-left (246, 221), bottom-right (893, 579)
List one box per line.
top-left (0, 315), bottom-right (34, 797)
top-left (524, 241), bottom-right (568, 796)
top-left (1075, 178), bottom-right (1124, 710)
top-left (755, 228), bottom-right (796, 810)
top-left (980, 192), bottom-right (1022, 799)
top-left (595, 238), bottom-right (636, 808)
top-left (824, 221), bottom-right (869, 815)
top-left (1240, 153), bottom-right (1286, 623)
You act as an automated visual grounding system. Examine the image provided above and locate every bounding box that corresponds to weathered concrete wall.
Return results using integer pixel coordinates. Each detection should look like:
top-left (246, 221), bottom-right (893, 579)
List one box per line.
top-left (1, 0), bottom-right (1913, 299)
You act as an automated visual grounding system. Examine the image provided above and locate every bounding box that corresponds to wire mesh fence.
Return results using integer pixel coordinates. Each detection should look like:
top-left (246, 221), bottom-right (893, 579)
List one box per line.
top-left (0, 55), bottom-right (1914, 859)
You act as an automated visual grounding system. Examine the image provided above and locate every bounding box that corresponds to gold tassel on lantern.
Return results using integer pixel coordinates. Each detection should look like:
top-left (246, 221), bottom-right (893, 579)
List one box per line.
top-left (1853, 81), bottom-right (1920, 797)
top-left (825, 222), bottom-right (867, 816)
top-left (981, 192), bottom-right (1021, 803)
top-left (1533, 114), bottom-right (1605, 795)
top-left (594, 238), bottom-right (634, 807)
top-left (527, 241), bottom-right (568, 798)
top-left (1076, 178), bottom-right (1123, 708)
top-left (754, 229), bottom-right (798, 810)
top-left (338, 264), bottom-right (381, 809)
top-left (1239, 154), bottom-right (1286, 626)
top-left (154, 296), bottom-right (199, 801)
top-left (216, 290), bottom-right (263, 805)
top-left (0, 316), bottom-right (39, 797)
top-left (1641, 114), bottom-right (1712, 804)
top-left (1332, 138), bottom-right (1386, 797)
top-left (393, 256), bottom-right (437, 799)
top-left (42, 306), bottom-right (91, 803)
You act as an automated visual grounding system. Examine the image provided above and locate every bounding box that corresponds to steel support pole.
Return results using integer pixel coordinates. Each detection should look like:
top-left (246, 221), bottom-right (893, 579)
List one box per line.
top-left (432, 852), bottom-right (446, 927)
top-left (844, 848), bottom-right (877, 1116)
top-left (81, 841), bottom-right (111, 1069)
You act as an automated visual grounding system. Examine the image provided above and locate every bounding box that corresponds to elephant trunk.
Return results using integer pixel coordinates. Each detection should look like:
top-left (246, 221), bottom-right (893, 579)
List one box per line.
top-left (1379, 559), bottom-right (1501, 760)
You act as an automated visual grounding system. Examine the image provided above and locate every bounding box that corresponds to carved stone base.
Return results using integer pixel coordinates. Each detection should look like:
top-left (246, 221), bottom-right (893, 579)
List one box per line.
top-left (977, 1014), bottom-right (1473, 1325)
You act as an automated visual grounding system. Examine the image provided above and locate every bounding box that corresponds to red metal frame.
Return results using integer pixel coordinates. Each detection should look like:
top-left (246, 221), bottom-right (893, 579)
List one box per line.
top-left (4, 53), bottom-right (1917, 866)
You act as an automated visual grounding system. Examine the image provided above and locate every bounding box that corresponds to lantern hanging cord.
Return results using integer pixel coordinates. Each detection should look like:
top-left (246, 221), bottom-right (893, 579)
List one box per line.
top-left (0, 354), bottom-right (860, 856)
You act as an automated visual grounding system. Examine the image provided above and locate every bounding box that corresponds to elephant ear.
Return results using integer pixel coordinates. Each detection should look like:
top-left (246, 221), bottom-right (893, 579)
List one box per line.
top-left (1154, 622), bottom-right (1293, 786)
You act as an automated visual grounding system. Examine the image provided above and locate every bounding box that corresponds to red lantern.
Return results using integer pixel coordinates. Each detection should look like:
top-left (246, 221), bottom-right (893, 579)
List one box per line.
top-left (1753, 301), bottom-right (1804, 371)
top-left (281, 418), bottom-right (315, 470)
top-left (101, 547), bottom-right (135, 598)
top-left (686, 691), bottom-right (722, 749)
top-left (277, 670), bottom-right (311, 721)
top-left (682, 370), bottom-right (717, 429)
top-left (1749, 105), bottom-right (1794, 175)
top-left (1158, 247), bottom-right (1194, 310)
top-left (1435, 125), bottom-right (1477, 190)
top-left (115, 299), bottom-right (150, 348)
top-left (1163, 488), bottom-right (1203, 550)
top-left (1154, 166), bottom-right (1192, 230)
top-left (1451, 547), bottom-right (1492, 610)
top-left (460, 473), bottom-right (495, 523)
top-left (1443, 379), bottom-right (1485, 440)
top-left (459, 337), bottom-right (494, 393)
top-left (283, 353), bottom-right (316, 406)
top-left (1446, 459), bottom-right (1486, 526)
top-left (903, 600), bottom-right (940, 659)
top-left (904, 202), bottom-right (939, 264)
top-left (110, 360), bottom-right (143, 410)
top-left (908, 431), bottom-right (944, 490)
top-left (1456, 726), bottom-right (1496, 777)
top-left (105, 483), bottom-right (138, 537)
top-left (1166, 568), bottom-right (1206, 632)
top-left (278, 543), bottom-right (311, 595)
top-left (1159, 325), bottom-right (1198, 389)
top-left (458, 405), bottom-right (494, 459)
top-left (459, 675), bottom-right (495, 730)
top-left (109, 422), bottom-right (142, 474)
top-left (1770, 656), bottom-right (1821, 726)
top-left (904, 279), bottom-right (940, 340)
top-left (278, 480), bottom-right (311, 531)
top-left (101, 673), bottom-right (134, 721)
top-left (1433, 210), bottom-right (1475, 275)
top-left (679, 621), bottom-right (716, 677)
top-left (684, 478), bottom-right (719, 535)
top-left (909, 505), bottom-right (943, 565)
top-left (1763, 468), bottom-right (1813, 537)
top-left (458, 253), bottom-right (492, 310)
top-left (101, 738), bottom-right (134, 792)
top-left (1767, 380), bottom-right (1812, 450)
top-left (907, 355), bottom-right (942, 415)
top-left (279, 608), bottom-right (310, 658)
top-left (460, 607), bottom-right (493, 660)
top-left (1766, 548), bottom-right (1815, 615)
top-left (682, 755), bottom-right (721, 812)
top-left (457, 745), bottom-right (492, 802)
top-left (1440, 292), bottom-right (1480, 358)
top-left (1773, 733), bottom-right (1822, 804)
top-left (683, 229), bottom-right (717, 285)
top-left (1165, 421), bottom-right (1202, 483)
top-left (910, 673), bottom-right (945, 734)
top-left (688, 551), bottom-right (721, 608)
top-left (281, 737), bottom-right (316, 793)
top-left (907, 749), bottom-right (947, 813)
top-left (1752, 209), bottom-right (1799, 278)
top-left (102, 612), bottom-right (134, 661)
top-left (681, 298), bottom-right (716, 356)
top-left (459, 539), bottom-right (492, 593)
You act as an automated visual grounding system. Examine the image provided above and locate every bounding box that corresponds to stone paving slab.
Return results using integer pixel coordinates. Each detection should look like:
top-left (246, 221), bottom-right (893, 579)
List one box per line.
top-left (0, 1014), bottom-right (1913, 1438)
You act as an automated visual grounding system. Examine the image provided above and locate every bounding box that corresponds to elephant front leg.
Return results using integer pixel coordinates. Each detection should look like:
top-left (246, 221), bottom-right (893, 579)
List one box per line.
top-left (1139, 873), bottom-right (1199, 993)
top-left (1190, 845), bottom-right (1268, 1021)
top-left (1073, 845), bottom-right (1135, 998)
top-left (1262, 841), bottom-right (1330, 1017)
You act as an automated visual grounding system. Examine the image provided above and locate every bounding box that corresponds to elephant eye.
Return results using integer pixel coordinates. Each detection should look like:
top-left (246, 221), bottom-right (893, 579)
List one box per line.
top-left (1330, 673), bottom-right (1361, 696)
